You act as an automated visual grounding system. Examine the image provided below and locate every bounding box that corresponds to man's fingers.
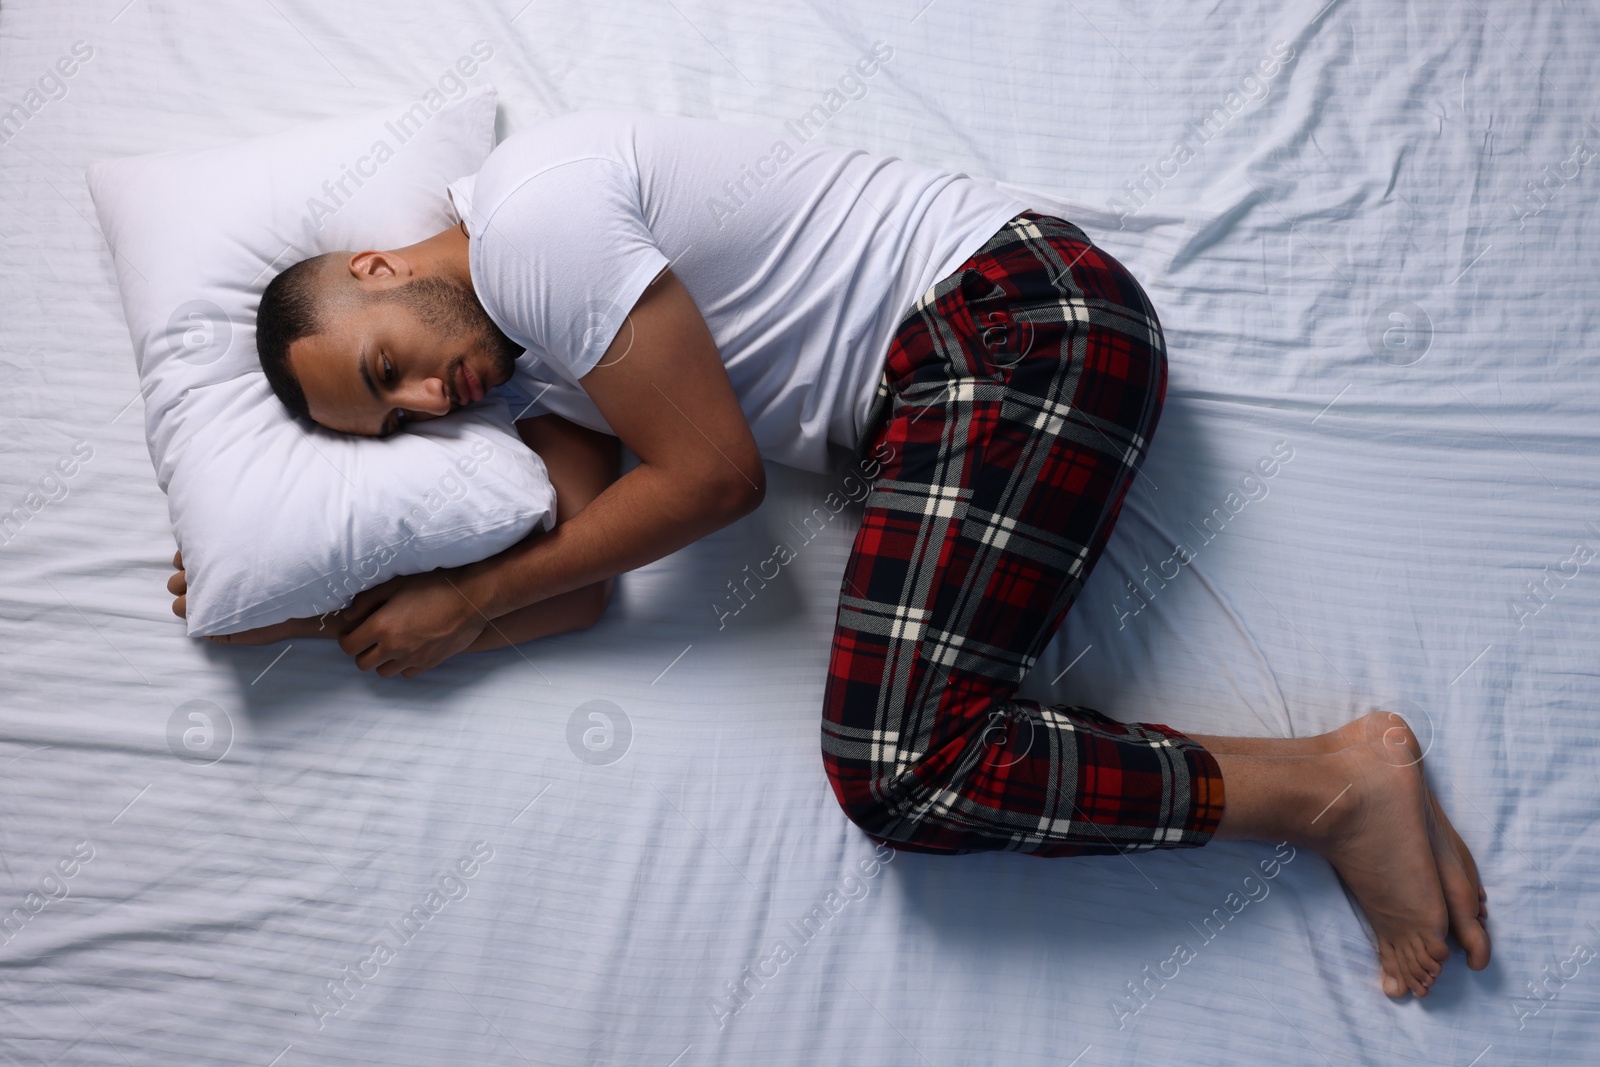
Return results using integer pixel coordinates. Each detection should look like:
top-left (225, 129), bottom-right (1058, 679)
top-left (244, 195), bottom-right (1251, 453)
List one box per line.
top-left (370, 649), bottom-right (408, 677)
top-left (348, 640), bottom-right (380, 670)
top-left (407, 653), bottom-right (447, 678)
top-left (350, 639), bottom-right (435, 679)
top-left (168, 552), bottom-right (187, 620)
top-left (399, 652), bottom-right (444, 679)
top-left (348, 632), bottom-right (390, 672)
top-left (338, 616), bottom-right (379, 658)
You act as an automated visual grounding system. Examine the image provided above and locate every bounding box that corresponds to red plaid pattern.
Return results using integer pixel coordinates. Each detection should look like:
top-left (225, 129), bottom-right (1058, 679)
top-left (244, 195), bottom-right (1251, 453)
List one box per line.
top-left (822, 211), bottom-right (1225, 856)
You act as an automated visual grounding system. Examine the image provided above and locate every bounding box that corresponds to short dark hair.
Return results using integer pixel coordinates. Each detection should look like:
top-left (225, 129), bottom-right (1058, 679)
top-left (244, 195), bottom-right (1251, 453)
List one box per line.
top-left (255, 255), bottom-right (332, 421)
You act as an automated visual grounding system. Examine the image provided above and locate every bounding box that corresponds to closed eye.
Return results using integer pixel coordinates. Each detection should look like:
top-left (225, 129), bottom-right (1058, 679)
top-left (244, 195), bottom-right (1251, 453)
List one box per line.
top-left (378, 354), bottom-right (403, 436)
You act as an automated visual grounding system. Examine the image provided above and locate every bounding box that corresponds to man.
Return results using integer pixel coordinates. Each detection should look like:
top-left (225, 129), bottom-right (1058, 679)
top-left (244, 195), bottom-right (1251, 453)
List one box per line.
top-left (168, 107), bottom-right (1490, 998)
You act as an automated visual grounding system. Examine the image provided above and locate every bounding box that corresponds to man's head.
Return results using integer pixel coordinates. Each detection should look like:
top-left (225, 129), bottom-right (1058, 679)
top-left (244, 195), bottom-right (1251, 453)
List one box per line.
top-left (256, 239), bottom-right (522, 436)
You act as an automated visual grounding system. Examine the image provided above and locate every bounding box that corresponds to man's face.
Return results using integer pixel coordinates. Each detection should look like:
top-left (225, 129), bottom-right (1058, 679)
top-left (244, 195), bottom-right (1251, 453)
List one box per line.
top-left (288, 275), bottom-right (522, 437)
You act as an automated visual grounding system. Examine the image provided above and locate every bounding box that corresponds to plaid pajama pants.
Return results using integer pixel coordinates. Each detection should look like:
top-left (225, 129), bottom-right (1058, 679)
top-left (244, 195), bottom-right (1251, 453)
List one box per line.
top-left (821, 211), bottom-right (1226, 856)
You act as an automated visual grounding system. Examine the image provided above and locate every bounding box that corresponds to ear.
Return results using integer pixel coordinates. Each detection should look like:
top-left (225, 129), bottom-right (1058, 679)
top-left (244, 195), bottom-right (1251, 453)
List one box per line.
top-left (346, 249), bottom-right (414, 285)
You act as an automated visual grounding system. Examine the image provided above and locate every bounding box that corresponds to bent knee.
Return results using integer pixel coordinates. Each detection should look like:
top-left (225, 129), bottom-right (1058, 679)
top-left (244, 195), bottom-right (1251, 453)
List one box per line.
top-left (823, 754), bottom-right (964, 854)
top-left (823, 760), bottom-right (894, 837)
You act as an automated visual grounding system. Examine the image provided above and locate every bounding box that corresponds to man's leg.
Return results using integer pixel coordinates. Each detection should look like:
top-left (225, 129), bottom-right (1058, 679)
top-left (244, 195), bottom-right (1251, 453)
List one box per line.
top-left (824, 212), bottom-right (1220, 858)
top-left (821, 213), bottom-right (1488, 998)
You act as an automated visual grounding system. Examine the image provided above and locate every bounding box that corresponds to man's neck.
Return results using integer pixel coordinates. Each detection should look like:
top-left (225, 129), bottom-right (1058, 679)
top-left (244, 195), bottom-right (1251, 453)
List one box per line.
top-left (393, 226), bottom-right (473, 288)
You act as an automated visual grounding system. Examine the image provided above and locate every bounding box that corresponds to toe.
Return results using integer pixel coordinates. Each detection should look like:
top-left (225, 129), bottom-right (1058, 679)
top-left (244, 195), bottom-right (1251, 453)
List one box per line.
top-left (1405, 940), bottom-right (1441, 997)
top-left (1398, 944), bottom-right (1427, 997)
top-left (1427, 794), bottom-right (1490, 969)
top-left (1461, 919), bottom-right (1492, 970)
top-left (1379, 945), bottom-right (1405, 998)
top-left (1403, 966), bottom-right (1426, 997)
top-left (1440, 869), bottom-right (1490, 967)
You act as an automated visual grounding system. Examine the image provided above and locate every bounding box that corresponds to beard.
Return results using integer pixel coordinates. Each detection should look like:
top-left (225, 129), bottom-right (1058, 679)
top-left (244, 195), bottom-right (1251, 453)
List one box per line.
top-left (378, 274), bottom-right (522, 386)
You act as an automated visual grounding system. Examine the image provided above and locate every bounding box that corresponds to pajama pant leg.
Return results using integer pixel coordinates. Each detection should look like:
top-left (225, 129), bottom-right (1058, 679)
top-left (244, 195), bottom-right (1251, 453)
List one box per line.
top-left (821, 211), bottom-right (1225, 857)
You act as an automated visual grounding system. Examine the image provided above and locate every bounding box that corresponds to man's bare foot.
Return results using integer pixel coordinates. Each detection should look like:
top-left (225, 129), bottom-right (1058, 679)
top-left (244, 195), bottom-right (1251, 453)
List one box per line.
top-left (1311, 733), bottom-right (1452, 998)
top-left (1341, 712), bottom-right (1492, 975)
top-left (1199, 710), bottom-right (1491, 994)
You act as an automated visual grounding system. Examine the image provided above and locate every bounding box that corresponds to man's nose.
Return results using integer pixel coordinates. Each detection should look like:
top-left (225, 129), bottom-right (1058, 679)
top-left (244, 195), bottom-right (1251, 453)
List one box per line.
top-left (397, 377), bottom-right (452, 416)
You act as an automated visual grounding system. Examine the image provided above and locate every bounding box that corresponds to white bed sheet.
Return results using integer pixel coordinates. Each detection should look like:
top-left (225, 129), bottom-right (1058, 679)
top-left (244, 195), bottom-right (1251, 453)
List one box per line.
top-left (3, 1), bottom-right (1598, 1063)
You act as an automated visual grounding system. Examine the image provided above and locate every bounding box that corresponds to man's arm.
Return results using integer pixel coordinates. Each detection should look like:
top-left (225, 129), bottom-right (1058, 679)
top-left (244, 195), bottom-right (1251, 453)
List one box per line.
top-left (456, 412), bottom-right (621, 649)
top-left (461, 266), bottom-right (764, 616)
top-left (340, 267), bottom-right (764, 675)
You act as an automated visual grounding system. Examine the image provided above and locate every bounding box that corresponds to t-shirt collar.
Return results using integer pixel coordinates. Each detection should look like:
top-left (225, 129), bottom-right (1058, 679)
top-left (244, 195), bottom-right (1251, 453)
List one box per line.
top-left (446, 174), bottom-right (477, 235)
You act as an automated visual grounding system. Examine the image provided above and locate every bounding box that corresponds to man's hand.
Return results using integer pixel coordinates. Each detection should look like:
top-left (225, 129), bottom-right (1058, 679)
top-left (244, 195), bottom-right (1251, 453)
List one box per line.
top-left (172, 550), bottom-right (482, 670)
top-left (337, 570), bottom-right (489, 678)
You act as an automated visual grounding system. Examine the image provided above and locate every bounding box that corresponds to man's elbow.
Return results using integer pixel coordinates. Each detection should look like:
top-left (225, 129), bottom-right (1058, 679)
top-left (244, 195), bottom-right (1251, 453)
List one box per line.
top-left (707, 456), bottom-right (766, 521)
top-left (582, 577), bottom-right (616, 630)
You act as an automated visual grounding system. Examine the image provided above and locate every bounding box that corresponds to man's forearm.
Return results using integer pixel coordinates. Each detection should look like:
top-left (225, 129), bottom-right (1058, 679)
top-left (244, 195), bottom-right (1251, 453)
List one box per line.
top-left (459, 459), bottom-right (759, 620)
top-left (462, 579), bottom-right (610, 651)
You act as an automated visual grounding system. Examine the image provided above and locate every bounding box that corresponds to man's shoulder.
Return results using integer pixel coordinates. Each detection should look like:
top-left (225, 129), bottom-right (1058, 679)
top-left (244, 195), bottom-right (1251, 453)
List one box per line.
top-left (485, 108), bottom-right (680, 166)
top-left (484, 111), bottom-right (613, 167)
top-left (472, 109), bottom-right (645, 210)
top-left (481, 108), bottom-right (751, 175)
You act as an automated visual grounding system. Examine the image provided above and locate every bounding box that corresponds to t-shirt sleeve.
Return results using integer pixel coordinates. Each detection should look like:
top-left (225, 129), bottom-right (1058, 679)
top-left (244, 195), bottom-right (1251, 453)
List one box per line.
top-left (473, 156), bottom-right (671, 382)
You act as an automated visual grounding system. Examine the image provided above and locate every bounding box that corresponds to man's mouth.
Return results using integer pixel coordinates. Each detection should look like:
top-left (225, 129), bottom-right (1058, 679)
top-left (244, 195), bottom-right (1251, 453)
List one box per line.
top-left (451, 361), bottom-right (484, 409)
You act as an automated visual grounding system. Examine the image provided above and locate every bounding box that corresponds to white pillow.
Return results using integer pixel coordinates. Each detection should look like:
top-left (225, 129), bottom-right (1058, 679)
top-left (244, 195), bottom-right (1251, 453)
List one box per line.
top-left (87, 85), bottom-right (557, 636)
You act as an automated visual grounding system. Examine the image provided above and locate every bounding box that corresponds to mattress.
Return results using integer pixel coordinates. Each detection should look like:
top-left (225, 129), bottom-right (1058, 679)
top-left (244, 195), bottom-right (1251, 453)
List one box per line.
top-left (3, 1), bottom-right (1597, 1063)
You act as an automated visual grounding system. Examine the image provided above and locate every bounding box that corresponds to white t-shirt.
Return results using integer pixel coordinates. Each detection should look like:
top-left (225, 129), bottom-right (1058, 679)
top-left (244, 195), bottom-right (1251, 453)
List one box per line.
top-left (448, 108), bottom-right (1026, 473)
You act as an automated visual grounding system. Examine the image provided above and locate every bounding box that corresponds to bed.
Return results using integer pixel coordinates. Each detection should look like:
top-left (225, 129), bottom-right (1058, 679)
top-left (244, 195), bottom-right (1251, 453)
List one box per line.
top-left (3, 1), bottom-right (1597, 1063)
